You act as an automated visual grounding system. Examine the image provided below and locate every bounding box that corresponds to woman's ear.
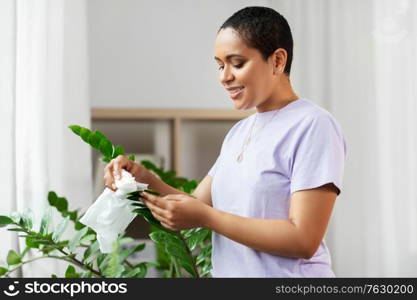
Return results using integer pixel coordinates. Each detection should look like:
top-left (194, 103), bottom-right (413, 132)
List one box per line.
top-left (272, 48), bottom-right (287, 74)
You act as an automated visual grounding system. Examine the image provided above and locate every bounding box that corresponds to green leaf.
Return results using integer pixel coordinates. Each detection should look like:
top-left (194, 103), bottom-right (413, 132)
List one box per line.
top-left (186, 228), bottom-right (210, 251)
top-left (68, 226), bottom-right (89, 253)
top-left (80, 234), bottom-right (96, 244)
top-left (165, 243), bottom-right (189, 261)
top-left (7, 227), bottom-right (26, 232)
top-left (128, 154), bottom-right (136, 161)
top-left (52, 216), bottom-right (70, 242)
top-left (123, 262), bottom-right (147, 278)
top-left (80, 270), bottom-right (92, 278)
top-left (88, 132), bottom-right (101, 149)
top-left (67, 211), bottom-right (78, 222)
top-left (196, 244), bottom-right (212, 265)
top-left (149, 231), bottom-right (168, 244)
top-left (79, 127), bottom-right (91, 143)
top-left (99, 139), bottom-right (113, 158)
top-left (65, 265), bottom-right (80, 278)
top-left (48, 192), bottom-right (68, 212)
top-left (200, 261), bottom-right (212, 277)
top-left (131, 243), bottom-right (146, 254)
top-left (68, 125), bottom-right (82, 135)
top-left (56, 197), bottom-right (68, 212)
top-left (48, 191), bottom-right (58, 206)
top-left (10, 212), bottom-right (21, 224)
top-left (39, 209), bottom-right (51, 235)
top-left (182, 180), bottom-right (198, 194)
top-left (7, 250), bottom-right (21, 266)
top-left (0, 216), bottom-right (14, 227)
top-left (51, 274), bottom-right (58, 278)
top-left (0, 267), bottom-right (9, 276)
top-left (94, 130), bottom-right (108, 141)
top-left (103, 240), bottom-right (125, 278)
top-left (178, 258), bottom-right (198, 278)
top-left (26, 236), bottom-right (41, 248)
top-left (75, 221), bottom-right (86, 230)
top-left (83, 240), bottom-right (100, 262)
top-left (113, 145), bottom-right (125, 158)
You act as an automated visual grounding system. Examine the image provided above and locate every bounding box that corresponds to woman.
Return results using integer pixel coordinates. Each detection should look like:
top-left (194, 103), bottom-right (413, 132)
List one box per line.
top-left (104, 6), bottom-right (346, 277)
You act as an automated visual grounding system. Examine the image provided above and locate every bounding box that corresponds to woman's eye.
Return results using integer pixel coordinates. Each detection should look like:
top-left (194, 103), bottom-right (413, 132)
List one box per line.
top-left (233, 62), bottom-right (244, 68)
top-left (218, 65), bottom-right (224, 70)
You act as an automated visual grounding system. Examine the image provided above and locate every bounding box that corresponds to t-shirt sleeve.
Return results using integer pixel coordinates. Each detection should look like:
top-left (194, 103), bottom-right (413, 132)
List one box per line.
top-left (290, 113), bottom-right (347, 195)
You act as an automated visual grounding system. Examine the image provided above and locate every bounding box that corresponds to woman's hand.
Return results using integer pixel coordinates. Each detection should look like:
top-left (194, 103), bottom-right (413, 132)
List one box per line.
top-left (141, 192), bottom-right (211, 231)
top-left (103, 155), bottom-right (149, 191)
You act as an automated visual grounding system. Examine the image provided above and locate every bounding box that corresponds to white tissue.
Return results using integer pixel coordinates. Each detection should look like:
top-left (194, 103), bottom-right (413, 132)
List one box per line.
top-left (80, 169), bottom-right (148, 253)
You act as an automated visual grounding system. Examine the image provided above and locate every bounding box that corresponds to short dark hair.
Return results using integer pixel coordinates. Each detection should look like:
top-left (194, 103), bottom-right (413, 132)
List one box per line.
top-left (219, 6), bottom-right (293, 75)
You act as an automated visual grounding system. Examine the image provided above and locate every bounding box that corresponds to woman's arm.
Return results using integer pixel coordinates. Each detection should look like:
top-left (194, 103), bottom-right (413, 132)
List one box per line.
top-left (142, 183), bottom-right (337, 259)
top-left (205, 183), bottom-right (337, 259)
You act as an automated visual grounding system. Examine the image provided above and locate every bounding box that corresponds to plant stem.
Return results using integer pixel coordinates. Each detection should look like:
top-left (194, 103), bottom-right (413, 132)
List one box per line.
top-left (57, 248), bottom-right (102, 278)
top-left (6, 255), bottom-right (84, 277)
top-left (19, 227), bottom-right (103, 278)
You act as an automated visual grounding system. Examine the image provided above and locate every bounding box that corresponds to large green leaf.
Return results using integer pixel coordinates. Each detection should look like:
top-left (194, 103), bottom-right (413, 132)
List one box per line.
top-left (123, 262), bottom-right (147, 278)
top-left (113, 145), bottom-right (125, 157)
top-left (99, 139), bottom-right (113, 158)
top-left (65, 265), bottom-right (80, 278)
top-left (79, 127), bottom-right (91, 143)
top-left (68, 125), bottom-right (81, 135)
top-left (68, 226), bottom-right (89, 253)
top-left (103, 241), bottom-right (125, 278)
top-left (88, 132), bottom-right (101, 149)
top-left (26, 236), bottom-right (41, 249)
top-left (0, 216), bottom-right (14, 227)
top-left (83, 240), bottom-right (100, 263)
top-left (39, 209), bottom-right (51, 235)
top-left (80, 234), bottom-right (96, 244)
top-left (0, 266), bottom-right (9, 276)
top-left (52, 216), bottom-right (70, 242)
top-left (186, 228), bottom-right (210, 251)
top-left (7, 250), bottom-right (21, 266)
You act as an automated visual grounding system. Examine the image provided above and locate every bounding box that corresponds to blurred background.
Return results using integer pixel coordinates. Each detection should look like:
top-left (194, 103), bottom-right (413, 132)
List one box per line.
top-left (1, 0), bottom-right (416, 277)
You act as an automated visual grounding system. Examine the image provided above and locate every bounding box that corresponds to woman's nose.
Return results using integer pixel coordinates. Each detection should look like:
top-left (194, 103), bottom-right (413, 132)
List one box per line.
top-left (220, 66), bottom-right (234, 85)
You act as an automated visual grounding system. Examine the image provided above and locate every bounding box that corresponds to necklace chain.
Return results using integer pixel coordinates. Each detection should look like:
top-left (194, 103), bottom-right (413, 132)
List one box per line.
top-left (237, 108), bottom-right (280, 163)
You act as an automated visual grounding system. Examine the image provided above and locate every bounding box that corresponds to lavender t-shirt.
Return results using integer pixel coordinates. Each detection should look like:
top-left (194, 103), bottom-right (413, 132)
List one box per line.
top-left (208, 98), bottom-right (346, 277)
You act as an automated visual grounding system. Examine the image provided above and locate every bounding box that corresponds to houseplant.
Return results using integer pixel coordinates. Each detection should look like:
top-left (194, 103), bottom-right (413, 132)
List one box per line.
top-left (0, 126), bottom-right (212, 278)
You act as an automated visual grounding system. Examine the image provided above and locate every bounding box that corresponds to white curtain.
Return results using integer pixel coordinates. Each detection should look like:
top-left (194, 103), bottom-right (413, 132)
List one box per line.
top-left (269, 0), bottom-right (417, 276)
top-left (0, 0), bottom-right (92, 277)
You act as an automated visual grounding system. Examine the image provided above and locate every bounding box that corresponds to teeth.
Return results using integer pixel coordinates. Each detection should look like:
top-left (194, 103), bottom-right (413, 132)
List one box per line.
top-left (230, 87), bottom-right (243, 93)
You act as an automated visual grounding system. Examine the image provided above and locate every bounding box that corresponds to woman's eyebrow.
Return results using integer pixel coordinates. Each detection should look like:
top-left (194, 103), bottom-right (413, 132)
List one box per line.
top-left (214, 54), bottom-right (245, 61)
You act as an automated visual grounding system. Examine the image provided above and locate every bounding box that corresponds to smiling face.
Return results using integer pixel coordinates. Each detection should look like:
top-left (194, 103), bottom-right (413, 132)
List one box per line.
top-left (214, 28), bottom-right (279, 110)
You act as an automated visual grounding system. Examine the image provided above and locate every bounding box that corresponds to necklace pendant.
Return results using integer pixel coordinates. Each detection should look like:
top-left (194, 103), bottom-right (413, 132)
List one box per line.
top-left (237, 152), bottom-right (243, 163)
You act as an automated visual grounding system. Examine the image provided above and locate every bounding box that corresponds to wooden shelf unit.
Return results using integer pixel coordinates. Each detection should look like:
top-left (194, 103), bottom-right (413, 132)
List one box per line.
top-left (91, 108), bottom-right (254, 175)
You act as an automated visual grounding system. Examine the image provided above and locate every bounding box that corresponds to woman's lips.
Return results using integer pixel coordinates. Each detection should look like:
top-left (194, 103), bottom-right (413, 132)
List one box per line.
top-left (227, 86), bottom-right (245, 99)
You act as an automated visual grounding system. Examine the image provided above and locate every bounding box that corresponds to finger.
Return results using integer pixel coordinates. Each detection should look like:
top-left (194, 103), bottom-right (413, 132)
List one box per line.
top-left (104, 164), bottom-right (115, 186)
top-left (163, 194), bottom-right (185, 201)
top-left (143, 192), bottom-right (166, 208)
top-left (148, 206), bottom-right (170, 225)
top-left (145, 200), bottom-right (168, 219)
top-left (112, 155), bottom-right (126, 180)
top-left (160, 222), bottom-right (175, 231)
top-left (103, 173), bottom-right (116, 191)
top-left (129, 163), bottom-right (140, 178)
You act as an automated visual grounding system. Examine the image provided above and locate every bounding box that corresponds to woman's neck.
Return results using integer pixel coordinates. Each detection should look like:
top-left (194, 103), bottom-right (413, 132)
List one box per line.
top-left (256, 79), bottom-right (299, 113)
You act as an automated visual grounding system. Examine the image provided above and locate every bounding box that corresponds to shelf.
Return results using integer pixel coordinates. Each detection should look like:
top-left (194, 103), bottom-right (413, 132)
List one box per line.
top-left (91, 108), bottom-right (254, 175)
